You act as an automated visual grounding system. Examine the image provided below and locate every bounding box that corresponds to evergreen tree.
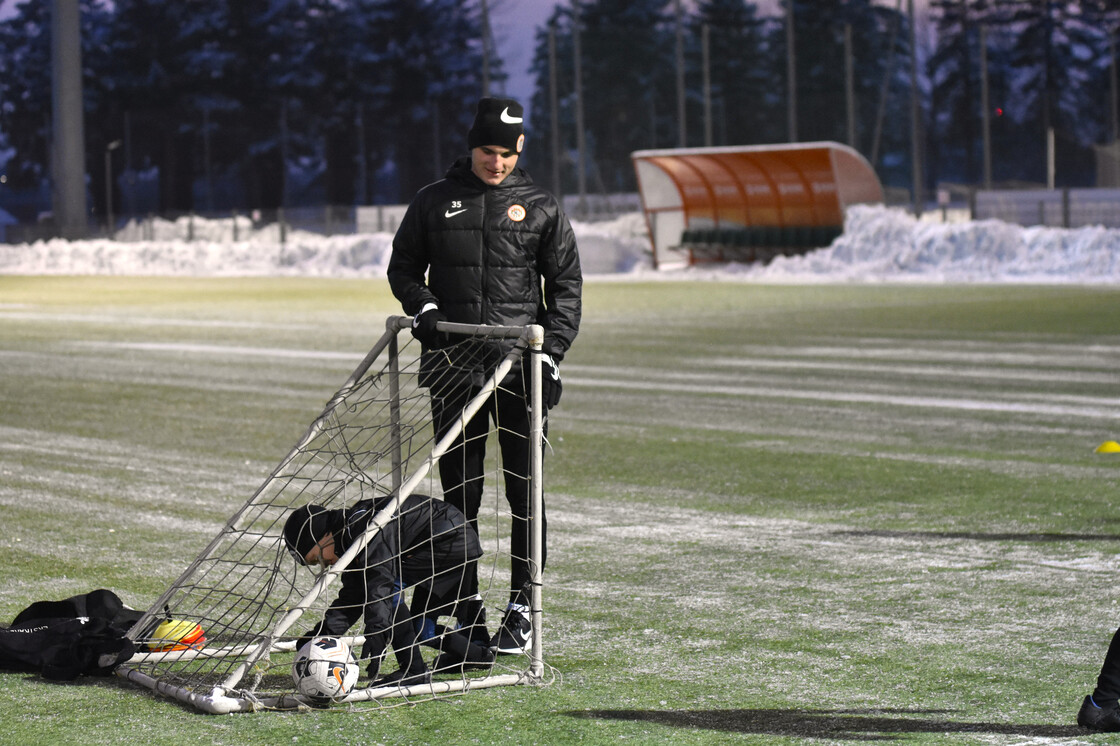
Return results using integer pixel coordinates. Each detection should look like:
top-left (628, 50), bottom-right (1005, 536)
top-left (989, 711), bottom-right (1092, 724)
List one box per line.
top-left (0, 0), bottom-right (56, 193)
top-left (98, 0), bottom-right (230, 212)
top-left (1080, 0), bottom-right (1120, 146)
top-left (5, 0), bottom-right (1120, 219)
top-left (581, 0), bottom-right (673, 191)
top-left (782, 1), bottom-right (910, 155)
top-left (215, 0), bottom-right (326, 209)
top-left (867, 0), bottom-right (914, 188)
top-left (0, 0), bottom-right (112, 205)
top-left (691, 0), bottom-right (779, 147)
top-left (787, 0), bottom-right (850, 144)
top-left (528, 0), bottom-right (674, 197)
top-left (302, 0), bottom-right (383, 206)
top-left (369, 0), bottom-right (487, 200)
top-left (992, 0), bottom-right (1108, 184)
top-left (526, 4), bottom-right (574, 196)
top-left (928, 0), bottom-right (988, 185)
top-left (0, 0), bottom-right (495, 213)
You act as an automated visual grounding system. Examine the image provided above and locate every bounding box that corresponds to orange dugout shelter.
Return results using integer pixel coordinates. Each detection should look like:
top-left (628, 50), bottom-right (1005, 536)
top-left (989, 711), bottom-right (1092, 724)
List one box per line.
top-left (631, 142), bottom-right (883, 268)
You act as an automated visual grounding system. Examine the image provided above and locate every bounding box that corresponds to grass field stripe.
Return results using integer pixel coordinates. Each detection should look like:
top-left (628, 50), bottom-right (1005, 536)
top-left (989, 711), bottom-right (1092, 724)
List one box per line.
top-left (566, 377), bottom-right (1120, 420)
top-left (702, 358), bottom-right (1120, 381)
top-left (573, 360), bottom-right (1119, 386)
top-left (75, 341), bottom-right (362, 360)
top-left (0, 310), bottom-right (309, 329)
top-left (716, 343), bottom-right (1120, 367)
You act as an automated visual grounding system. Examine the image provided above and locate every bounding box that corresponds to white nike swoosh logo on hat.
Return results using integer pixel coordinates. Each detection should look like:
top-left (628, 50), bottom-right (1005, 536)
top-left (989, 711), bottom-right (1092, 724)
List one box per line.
top-left (500, 107), bottom-right (523, 124)
top-left (445, 208), bottom-right (467, 218)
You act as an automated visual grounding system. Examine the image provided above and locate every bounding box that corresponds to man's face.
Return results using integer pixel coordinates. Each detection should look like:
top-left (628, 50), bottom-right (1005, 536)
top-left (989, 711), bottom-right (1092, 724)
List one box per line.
top-left (471, 144), bottom-right (519, 185)
top-left (303, 533), bottom-right (338, 569)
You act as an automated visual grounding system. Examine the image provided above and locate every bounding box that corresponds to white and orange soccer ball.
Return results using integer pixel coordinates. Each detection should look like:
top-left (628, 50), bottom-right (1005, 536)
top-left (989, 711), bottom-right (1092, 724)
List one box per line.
top-left (292, 636), bottom-right (359, 701)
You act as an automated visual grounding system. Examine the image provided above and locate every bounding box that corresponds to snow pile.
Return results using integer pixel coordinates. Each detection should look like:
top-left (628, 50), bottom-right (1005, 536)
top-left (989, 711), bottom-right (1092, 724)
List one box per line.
top-left (2, 204), bottom-right (1119, 283)
top-left (742, 205), bottom-right (1120, 283)
top-left (0, 217), bottom-right (398, 277)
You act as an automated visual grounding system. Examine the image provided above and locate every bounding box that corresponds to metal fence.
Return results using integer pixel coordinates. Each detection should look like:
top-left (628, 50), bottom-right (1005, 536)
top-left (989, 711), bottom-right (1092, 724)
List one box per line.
top-left (0, 193), bottom-right (645, 245)
top-left (973, 188), bottom-right (1120, 229)
top-left (3, 188), bottom-right (1118, 245)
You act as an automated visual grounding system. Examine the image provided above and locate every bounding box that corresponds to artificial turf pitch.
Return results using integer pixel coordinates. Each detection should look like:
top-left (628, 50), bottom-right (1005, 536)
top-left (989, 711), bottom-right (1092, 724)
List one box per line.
top-left (1, 277), bottom-right (1119, 745)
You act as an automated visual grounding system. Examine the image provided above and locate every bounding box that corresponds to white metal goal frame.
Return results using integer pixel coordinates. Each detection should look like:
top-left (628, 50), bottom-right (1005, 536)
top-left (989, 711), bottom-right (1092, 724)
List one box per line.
top-left (114, 317), bottom-right (548, 713)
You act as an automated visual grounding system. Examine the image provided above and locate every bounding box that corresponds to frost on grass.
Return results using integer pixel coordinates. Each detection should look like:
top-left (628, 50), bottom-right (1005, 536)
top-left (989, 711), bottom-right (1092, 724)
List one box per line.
top-left (0, 423), bottom-right (260, 615)
top-left (547, 492), bottom-right (1120, 704)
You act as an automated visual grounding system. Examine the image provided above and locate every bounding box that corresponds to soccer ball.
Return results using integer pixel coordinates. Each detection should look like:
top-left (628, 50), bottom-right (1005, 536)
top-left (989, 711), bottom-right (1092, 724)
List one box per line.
top-left (292, 636), bottom-right (359, 702)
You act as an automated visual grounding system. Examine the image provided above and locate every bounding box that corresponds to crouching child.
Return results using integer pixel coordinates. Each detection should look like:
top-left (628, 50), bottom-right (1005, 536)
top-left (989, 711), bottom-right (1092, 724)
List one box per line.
top-left (283, 493), bottom-right (493, 688)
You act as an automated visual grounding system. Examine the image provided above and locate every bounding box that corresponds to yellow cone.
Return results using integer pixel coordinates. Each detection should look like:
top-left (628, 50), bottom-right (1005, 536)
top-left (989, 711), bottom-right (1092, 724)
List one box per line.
top-left (1096, 441), bottom-right (1120, 454)
top-left (148, 619), bottom-right (206, 651)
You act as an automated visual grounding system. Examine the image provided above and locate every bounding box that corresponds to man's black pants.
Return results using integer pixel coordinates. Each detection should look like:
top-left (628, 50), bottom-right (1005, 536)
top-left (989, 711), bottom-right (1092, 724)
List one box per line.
top-left (430, 375), bottom-right (546, 607)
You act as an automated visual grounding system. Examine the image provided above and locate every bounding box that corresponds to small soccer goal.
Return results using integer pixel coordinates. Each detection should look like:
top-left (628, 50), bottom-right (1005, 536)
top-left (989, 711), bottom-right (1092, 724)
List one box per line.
top-left (116, 317), bottom-right (553, 713)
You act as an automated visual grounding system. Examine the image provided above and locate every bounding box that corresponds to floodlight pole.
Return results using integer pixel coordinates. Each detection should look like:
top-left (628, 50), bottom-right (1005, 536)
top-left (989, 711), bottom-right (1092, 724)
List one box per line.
top-left (675, 0), bottom-right (686, 147)
top-left (702, 24), bottom-right (712, 147)
top-left (908, 0), bottom-right (923, 217)
top-left (1111, 32), bottom-right (1119, 145)
top-left (105, 140), bottom-right (121, 236)
top-left (786, 0), bottom-right (798, 142)
top-left (980, 25), bottom-right (991, 190)
top-left (51, 0), bottom-right (88, 239)
top-left (549, 24), bottom-right (562, 198)
top-left (844, 24), bottom-right (856, 148)
top-left (572, 1), bottom-right (588, 216)
top-left (481, 0), bottom-right (491, 95)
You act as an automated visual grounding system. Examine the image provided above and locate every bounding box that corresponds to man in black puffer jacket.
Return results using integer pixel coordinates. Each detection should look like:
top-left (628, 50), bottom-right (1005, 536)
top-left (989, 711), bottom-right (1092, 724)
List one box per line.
top-left (387, 96), bottom-right (582, 658)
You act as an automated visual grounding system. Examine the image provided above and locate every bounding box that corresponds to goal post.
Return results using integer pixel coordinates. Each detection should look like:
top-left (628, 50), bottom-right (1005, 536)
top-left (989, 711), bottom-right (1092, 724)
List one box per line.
top-left (115, 317), bottom-right (551, 713)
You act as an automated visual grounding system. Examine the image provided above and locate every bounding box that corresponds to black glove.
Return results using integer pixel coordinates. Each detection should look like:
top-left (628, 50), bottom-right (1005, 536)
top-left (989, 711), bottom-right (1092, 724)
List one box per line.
top-left (540, 353), bottom-right (562, 409)
top-left (295, 624), bottom-right (326, 652)
top-left (411, 308), bottom-right (447, 348)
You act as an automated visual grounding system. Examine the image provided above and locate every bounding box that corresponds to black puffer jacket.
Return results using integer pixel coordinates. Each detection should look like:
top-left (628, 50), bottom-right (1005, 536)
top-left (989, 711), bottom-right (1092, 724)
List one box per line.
top-left (317, 494), bottom-right (482, 644)
top-left (387, 158), bottom-right (582, 362)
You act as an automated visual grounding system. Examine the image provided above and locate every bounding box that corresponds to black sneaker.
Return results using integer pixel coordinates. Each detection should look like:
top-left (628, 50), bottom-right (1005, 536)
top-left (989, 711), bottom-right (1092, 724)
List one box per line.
top-left (1078, 695), bottom-right (1120, 732)
top-left (371, 667), bottom-right (431, 689)
top-left (433, 640), bottom-right (495, 673)
top-left (489, 606), bottom-right (531, 655)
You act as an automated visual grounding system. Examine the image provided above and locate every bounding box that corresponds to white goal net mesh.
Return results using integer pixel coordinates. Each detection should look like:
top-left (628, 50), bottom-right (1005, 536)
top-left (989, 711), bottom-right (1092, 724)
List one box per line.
top-left (116, 318), bottom-right (552, 713)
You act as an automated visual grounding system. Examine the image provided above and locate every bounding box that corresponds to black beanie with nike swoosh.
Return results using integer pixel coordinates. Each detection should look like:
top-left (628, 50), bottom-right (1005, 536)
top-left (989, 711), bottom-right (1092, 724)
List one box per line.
top-left (468, 97), bottom-right (525, 153)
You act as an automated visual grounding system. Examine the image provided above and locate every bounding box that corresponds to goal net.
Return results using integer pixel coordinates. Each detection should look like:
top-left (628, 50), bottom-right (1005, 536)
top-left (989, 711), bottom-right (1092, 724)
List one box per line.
top-left (116, 317), bottom-right (552, 713)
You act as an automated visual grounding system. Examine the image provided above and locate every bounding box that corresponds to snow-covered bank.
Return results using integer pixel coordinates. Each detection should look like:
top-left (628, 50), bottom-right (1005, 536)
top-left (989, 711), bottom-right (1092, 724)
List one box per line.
top-left (2, 205), bottom-right (1119, 283)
